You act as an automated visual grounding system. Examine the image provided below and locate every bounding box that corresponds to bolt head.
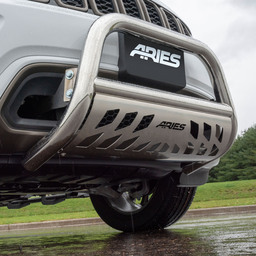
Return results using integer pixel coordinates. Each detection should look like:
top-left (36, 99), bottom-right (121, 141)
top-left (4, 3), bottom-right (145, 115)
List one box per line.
top-left (66, 89), bottom-right (73, 99)
top-left (65, 70), bottom-right (74, 80)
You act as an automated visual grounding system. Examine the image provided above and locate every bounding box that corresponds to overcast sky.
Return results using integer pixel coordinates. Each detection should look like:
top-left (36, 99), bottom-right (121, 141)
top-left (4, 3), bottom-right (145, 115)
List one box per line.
top-left (161, 0), bottom-right (256, 134)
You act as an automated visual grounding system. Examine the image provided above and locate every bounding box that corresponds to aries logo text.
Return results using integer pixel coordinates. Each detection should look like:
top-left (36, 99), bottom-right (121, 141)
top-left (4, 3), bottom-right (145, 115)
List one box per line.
top-left (156, 121), bottom-right (186, 131)
top-left (130, 44), bottom-right (181, 68)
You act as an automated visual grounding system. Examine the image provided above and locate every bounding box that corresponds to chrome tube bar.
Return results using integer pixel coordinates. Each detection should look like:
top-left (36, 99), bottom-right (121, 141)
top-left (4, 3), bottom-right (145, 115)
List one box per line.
top-left (94, 78), bottom-right (233, 117)
top-left (23, 14), bottom-right (237, 171)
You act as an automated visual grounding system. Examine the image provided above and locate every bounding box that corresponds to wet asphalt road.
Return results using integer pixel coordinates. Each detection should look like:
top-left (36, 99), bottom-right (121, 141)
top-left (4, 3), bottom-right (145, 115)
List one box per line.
top-left (0, 213), bottom-right (255, 256)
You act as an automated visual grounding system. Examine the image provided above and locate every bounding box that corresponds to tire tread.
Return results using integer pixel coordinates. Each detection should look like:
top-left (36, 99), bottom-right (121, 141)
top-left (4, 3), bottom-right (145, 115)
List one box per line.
top-left (90, 176), bottom-right (196, 232)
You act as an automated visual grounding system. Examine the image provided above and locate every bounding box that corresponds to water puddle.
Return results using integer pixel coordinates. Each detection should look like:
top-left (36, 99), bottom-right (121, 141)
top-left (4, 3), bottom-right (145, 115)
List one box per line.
top-left (0, 214), bottom-right (255, 255)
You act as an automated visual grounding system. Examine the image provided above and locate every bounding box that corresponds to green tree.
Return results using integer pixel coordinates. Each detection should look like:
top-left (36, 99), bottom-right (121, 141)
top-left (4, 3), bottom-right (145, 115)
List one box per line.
top-left (209, 124), bottom-right (256, 182)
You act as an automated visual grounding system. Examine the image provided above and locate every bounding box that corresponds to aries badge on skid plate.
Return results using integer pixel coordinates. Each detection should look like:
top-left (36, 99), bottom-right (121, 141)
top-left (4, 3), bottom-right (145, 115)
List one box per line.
top-left (156, 121), bottom-right (186, 131)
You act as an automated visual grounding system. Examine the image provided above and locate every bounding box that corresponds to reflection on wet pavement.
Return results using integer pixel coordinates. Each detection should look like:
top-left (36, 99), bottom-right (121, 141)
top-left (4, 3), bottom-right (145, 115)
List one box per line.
top-left (0, 214), bottom-right (255, 256)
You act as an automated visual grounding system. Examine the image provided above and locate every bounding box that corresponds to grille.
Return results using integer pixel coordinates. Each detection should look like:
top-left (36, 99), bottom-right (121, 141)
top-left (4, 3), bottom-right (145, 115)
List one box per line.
top-left (55, 0), bottom-right (87, 10)
top-left (180, 21), bottom-right (192, 36)
top-left (163, 11), bottom-right (179, 32)
top-left (60, 0), bottom-right (85, 7)
top-left (144, 1), bottom-right (162, 26)
top-left (94, 0), bottom-right (115, 14)
top-left (122, 0), bottom-right (141, 18)
top-left (33, 0), bottom-right (192, 36)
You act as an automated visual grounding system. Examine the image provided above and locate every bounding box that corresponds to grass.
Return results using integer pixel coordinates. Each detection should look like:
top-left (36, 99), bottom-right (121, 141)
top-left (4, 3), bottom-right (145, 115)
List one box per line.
top-left (0, 198), bottom-right (97, 225)
top-left (0, 179), bottom-right (255, 225)
top-left (191, 179), bottom-right (256, 208)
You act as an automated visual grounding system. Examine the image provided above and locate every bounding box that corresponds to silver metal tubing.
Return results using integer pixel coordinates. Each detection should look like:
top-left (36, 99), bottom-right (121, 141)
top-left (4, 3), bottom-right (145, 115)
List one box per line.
top-left (23, 13), bottom-right (237, 171)
top-left (94, 78), bottom-right (233, 118)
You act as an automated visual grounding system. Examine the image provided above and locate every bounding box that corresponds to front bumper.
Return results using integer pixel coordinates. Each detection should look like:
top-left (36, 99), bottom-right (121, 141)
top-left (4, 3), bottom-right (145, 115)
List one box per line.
top-left (22, 14), bottom-right (237, 172)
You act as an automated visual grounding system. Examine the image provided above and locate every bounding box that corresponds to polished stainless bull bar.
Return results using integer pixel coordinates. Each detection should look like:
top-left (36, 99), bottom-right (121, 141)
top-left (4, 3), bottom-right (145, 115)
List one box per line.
top-left (23, 14), bottom-right (237, 171)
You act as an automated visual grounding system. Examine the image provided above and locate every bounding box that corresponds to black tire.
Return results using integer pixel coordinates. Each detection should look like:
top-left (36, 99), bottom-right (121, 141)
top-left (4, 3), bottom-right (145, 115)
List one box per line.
top-left (90, 176), bottom-right (196, 232)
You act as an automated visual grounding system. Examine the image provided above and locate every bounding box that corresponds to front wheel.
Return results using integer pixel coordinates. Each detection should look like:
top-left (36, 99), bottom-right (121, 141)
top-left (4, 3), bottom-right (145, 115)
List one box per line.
top-left (90, 176), bottom-right (196, 232)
